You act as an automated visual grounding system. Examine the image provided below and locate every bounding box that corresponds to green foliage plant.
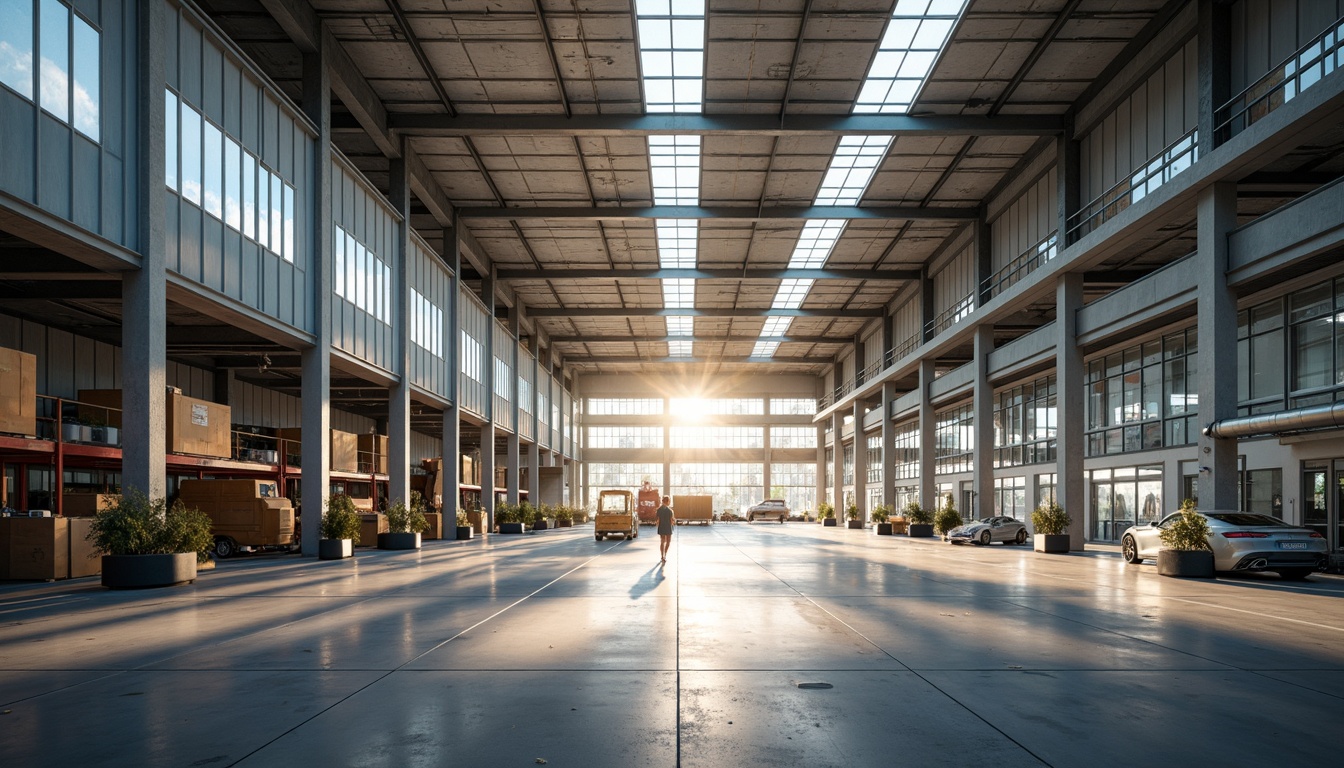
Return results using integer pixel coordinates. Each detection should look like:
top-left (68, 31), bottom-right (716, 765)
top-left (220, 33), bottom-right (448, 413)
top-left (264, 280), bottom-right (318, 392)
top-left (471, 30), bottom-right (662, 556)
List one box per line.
top-left (87, 489), bottom-right (214, 563)
top-left (321, 493), bottom-right (362, 543)
top-left (845, 500), bottom-right (861, 521)
top-left (934, 496), bottom-right (962, 535)
top-left (904, 501), bottom-right (933, 525)
top-left (1159, 501), bottom-right (1212, 551)
top-left (385, 493), bottom-right (430, 534)
top-left (817, 501), bottom-right (835, 520)
top-left (1030, 500), bottom-right (1071, 536)
top-left (494, 502), bottom-right (518, 525)
top-left (456, 509), bottom-right (470, 528)
top-left (554, 505), bottom-right (573, 523)
top-left (871, 504), bottom-right (892, 524)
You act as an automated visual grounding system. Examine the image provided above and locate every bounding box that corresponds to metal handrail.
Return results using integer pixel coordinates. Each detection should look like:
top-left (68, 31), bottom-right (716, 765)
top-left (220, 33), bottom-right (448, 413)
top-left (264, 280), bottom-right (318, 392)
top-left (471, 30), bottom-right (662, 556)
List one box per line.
top-left (924, 293), bottom-right (974, 339)
top-left (884, 334), bottom-right (920, 368)
top-left (1215, 15), bottom-right (1344, 143)
top-left (1066, 128), bottom-right (1198, 243)
top-left (981, 232), bottom-right (1058, 300)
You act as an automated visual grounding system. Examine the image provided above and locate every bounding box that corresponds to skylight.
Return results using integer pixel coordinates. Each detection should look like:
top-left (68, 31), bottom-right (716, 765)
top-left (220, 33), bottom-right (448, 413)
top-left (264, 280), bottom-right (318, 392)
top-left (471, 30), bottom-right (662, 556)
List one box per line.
top-left (772, 278), bottom-right (814, 310)
top-left (854, 0), bottom-right (967, 114)
top-left (663, 278), bottom-right (696, 309)
top-left (656, 219), bottom-right (698, 267)
top-left (668, 339), bottom-right (694, 356)
top-left (788, 219), bottom-right (848, 268)
top-left (648, 136), bottom-right (701, 204)
top-left (666, 316), bottom-right (694, 336)
top-left (636, 0), bottom-right (706, 113)
top-left (815, 136), bottom-right (895, 205)
top-left (751, 340), bottom-right (780, 357)
top-left (759, 317), bottom-right (793, 338)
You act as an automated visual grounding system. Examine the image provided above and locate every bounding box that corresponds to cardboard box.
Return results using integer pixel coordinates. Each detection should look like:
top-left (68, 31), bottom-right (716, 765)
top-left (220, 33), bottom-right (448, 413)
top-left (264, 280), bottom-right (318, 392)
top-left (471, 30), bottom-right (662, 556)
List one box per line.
top-left (79, 389), bottom-right (232, 459)
top-left (357, 434), bottom-right (389, 474)
top-left (461, 454), bottom-right (478, 486)
top-left (277, 428), bottom-right (359, 472)
top-left (67, 517), bottom-right (101, 578)
top-left (0, 346), bottom-right (37, 436)
top-left (358, 513), bottom-right (387, 547)
top-left (62, 493), bottom-right (117, 517)
top-left (1, 518), bottom-right (70, 580)
top-left (423, 512), bottom-right (443, 540)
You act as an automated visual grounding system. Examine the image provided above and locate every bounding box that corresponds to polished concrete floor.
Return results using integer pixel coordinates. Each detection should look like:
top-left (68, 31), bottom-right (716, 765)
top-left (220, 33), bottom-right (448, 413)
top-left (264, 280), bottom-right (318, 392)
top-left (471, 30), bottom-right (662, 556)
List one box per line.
top-left (2, 522), bottom-right (1342, 767)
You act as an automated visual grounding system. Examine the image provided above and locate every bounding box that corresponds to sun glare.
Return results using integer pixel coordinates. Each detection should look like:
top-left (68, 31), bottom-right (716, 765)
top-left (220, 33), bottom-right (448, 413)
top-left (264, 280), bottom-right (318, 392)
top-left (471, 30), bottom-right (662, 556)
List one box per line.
top-left (675, 397), bottom-right (711, 423)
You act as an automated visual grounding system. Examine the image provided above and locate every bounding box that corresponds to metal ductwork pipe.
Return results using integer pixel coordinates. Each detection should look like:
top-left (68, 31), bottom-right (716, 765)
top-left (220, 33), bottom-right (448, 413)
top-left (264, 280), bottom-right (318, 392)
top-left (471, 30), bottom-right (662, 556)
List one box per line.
top-left (1203, 402), bottom-right (1344, 439)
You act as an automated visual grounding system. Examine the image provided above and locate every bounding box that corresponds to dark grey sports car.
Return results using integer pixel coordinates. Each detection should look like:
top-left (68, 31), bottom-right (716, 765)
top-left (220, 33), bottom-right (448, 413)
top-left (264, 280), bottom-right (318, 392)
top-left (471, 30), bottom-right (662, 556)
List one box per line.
top-left (946, 516), bottom-right (1029, 545)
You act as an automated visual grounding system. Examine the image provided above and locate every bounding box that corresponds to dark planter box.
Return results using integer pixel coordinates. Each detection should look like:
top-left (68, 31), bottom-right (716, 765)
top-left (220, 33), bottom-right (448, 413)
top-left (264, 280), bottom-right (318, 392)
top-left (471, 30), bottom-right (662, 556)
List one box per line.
top-left (498, 522), bottom-right (526, 534)
top-left (378, 532), bottom-right (422, 550)
top-left (1034, 533), bottom-right (1071, 553)
top-left (101, 553), bottom-right (197, 589)
top-left (822, 518), bottom-right (837, 527)
top-left (908, 523), bottom-right (934, 538)
top-left (846, 520), bottom-right (863, 529)
top-left (319, 539), bottom-right (353, 560)
top-left (1158, 549), bottom-right (1214, 577)
top-left (874, 522), bottom-right (893, 535)
top-left (456, 526), bottom-right (474, 540)
top-left (557, 519), bottom-right (573, 528)
top-left (533, 520), bottom-right (550, 531)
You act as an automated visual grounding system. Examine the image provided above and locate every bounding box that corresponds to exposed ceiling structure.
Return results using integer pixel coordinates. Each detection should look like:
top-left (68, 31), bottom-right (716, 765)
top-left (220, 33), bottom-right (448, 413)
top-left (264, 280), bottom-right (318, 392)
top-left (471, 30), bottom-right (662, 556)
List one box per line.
top-left (185, 0), bottom-right (1178, 377)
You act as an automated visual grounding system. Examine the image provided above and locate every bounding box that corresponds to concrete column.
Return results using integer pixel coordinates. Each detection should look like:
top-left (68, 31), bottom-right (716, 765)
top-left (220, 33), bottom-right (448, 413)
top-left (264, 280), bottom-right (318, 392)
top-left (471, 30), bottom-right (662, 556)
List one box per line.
top-left (1055, 273), bottom-right (1086, 550)
top-left (831, 412), bottom-right (845, 515)
top-left (480, 274), bottom-right (495, 529)
top-left (527, 443), bottom-right (540, 506)
top-left (972, 325), bottom-right (995, 519)
top-left (386, 151), bottom-right (412, 508)
top-left (920, 267), bottom-right (935, 343)
top-left (663, 395), bottom-right (672, 496)
top-left (918, 359), bottom-right (937, 510)
top-left (881, 382), bottom-right (896, 507)
top-left (506, 310), bottom-right (521, 506)
top-left (815, 421), bottom-right (826, 515)
top-left (854, 334), bottom-right (865, 387)
top-left (853, 400), bottom-right (867, 519)
top-left (974, 217), bottom-right (993, 307)
top-left (1198, 0), bottom-right (1232, 148)
top-left (299, 42), bottom-right (333, 555)
top-left (124, 0), bottom-right (167, 501)
top-left (762, 405), bottom-right (772, 501)
top-left (443, 225), bottom-right (461, 516)
top-left (1197, 182), bottom-right (1239, 510)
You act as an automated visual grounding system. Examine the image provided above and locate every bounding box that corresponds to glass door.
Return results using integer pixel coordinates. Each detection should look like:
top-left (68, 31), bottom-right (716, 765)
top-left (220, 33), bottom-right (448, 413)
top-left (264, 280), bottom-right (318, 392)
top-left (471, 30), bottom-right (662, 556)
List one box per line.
top-left (1303, 462), bottom-right (1330, 551)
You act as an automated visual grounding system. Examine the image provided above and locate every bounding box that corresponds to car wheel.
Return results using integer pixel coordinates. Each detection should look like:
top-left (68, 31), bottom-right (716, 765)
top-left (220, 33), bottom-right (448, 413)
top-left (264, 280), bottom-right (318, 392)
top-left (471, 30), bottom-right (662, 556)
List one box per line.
top-left (1121, 535), bottom-right (1142, 564)
top-left (214, 537), bottom-right (237, 559)
top-left (1014, 529), bottom-right (1026, 545)
top-left (779, 516), bottom-right (785, 524)
top-left (1278, 568), bottom-right (1313, 581)
top-left (595, 533), bottom-right (604, 541)
top-left (978, 530), bottom-right (991, 546)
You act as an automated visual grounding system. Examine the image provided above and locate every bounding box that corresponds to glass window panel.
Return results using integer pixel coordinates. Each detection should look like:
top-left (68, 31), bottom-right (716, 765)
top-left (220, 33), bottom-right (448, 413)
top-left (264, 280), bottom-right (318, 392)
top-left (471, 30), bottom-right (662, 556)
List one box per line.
top-left (270, 173), bottom-right (283, 252)
top-left (671, 18), bottom-right (704, 47)
top-left (72, 14), bottom-right (98, 139)
top-left (256, 165), bottom-right (268, 247)
top-left (283, 184), bottom-right (295, 263)
top-left (673, 50), bottom-right (703, 77)
top-left (203, 122), bottom-right (223, 218)
top-left (39, 0), bottom-right (68, 121)
top-left (334, 226), bottom-right (345, 297)
top-left (242, 153), bottom-right (256, 239)
top-left (641, 50), bottom-right (672, 76)
top-left (639, 19), bottom-right (671, 48)
top-left (180, 104), bottom-right (202, 205)
top-left (224, 138), bottom-right (241, 230)
top-left (164, 91), bottom-right (177, 190)
top-left (0, 0), bottom-right (34, 98)
top-left (1294, 317), bottom-right (1333, 390)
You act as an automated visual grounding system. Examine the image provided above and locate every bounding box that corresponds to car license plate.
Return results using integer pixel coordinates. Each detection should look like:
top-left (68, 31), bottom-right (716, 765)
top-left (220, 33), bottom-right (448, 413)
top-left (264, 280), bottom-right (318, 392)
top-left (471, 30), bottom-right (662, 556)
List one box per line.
top-left (1278, 542), bottom-right (1309, 550)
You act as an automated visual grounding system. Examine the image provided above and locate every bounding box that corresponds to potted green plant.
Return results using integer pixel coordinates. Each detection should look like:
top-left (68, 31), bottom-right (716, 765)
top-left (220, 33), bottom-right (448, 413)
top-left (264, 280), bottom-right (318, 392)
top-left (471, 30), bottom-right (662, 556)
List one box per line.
top-left (905, 502), bottom-right (934, 537)
top-left (87, 489), bottom-right (213, 589)
top-left (455, 509), bottom-right (474, 540)
top-left (1031, 500), bottom-right (1071, 553)
top-left (934, 495), bottom-right (962, 539)
top-left (319, 493), bottom-right (362, 559)
top-left (818, 501), bottom-right (836, 527)
top-left (379, 495), bottom-right (428, 550)
top-left (871, 503), bottom-right (893, 535)
top-left (525, 501), bottom-right (547, 531)
top-left (845, 497), bottom-right (863, 529)
top-left (555, 505), bottom-right (574, 528)
top-left (496, 502), bottom-right (526, 534)
top-left (1157, 500), bottom-right (1214, 577)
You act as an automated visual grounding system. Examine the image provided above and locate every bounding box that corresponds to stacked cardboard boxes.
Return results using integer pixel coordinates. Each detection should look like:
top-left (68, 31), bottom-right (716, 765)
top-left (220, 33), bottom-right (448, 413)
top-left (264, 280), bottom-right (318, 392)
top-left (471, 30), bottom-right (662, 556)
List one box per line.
top-left (78, 389), bottom-right (231, 459)
top-left (0, 347), bottom-right (37, 436)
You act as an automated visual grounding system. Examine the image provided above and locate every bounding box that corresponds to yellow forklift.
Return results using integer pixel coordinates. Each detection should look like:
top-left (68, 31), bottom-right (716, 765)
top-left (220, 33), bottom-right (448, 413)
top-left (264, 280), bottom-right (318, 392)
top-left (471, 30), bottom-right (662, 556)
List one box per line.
top-left (594, 490), bottom-right (639, 541)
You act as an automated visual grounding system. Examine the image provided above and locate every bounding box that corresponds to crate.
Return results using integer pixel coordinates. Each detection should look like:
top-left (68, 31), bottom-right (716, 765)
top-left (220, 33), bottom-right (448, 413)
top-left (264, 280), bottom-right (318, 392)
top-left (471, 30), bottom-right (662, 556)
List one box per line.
top-left (277, 428), bottom-right (359, 472)
top-left (357, 434), bottom-right (388, 474)
top-left (422, 512), bottom-right (443, 540)
top-left (79, 389), bottom-right (231, 458)
top-left (358, 513), bottom-right (387, 547)
top-left (0, 347), bottom-right (37, 436)
top-left (62, 494), bottom-right (117, 517)
top-left (67, 517), bottom-right (101, 578)
top-left (0, 518), bottom-right (70, 580)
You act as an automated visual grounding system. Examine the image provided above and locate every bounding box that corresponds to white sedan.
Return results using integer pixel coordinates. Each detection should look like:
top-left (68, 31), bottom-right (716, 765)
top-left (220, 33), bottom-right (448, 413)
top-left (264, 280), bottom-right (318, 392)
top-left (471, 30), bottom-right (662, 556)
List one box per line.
top-left (946, 516), bottom-right (1029, 545)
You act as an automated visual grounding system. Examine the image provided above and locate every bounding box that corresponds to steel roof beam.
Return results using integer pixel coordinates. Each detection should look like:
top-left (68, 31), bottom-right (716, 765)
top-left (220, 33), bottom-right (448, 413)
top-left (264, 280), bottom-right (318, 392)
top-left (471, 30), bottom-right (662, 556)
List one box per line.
top-left (528, 307), bottom-right (883, 318)
top-left (461, 206), bottom-right (977, 221)
top-left (381, 113), bottom-right (1064, 137)
top-left (496, 267), bottom-right (920, 281)
top-left (547, 334), bottom-right (842, 344)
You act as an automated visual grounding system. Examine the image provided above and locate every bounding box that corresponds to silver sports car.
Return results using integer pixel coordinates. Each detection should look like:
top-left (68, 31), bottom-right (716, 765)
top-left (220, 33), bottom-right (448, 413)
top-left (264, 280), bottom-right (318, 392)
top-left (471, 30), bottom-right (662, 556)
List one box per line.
top-left (1121, 510), bottom-right (1327, 580)
top-left (946, 516), bottom-right (1029, 545)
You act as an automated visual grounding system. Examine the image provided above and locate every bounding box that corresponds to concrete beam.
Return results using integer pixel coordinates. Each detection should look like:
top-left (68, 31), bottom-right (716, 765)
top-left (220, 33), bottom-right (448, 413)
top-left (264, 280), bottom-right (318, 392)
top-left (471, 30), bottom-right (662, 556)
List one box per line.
top-left (495, 268), bottom-right (920, 281)
top-left (460, 205), bottom-right (978, 222)
top-left (384, 113), bottom-right (1065, 137)
top-left (528, 307), bottom-right (884, 319)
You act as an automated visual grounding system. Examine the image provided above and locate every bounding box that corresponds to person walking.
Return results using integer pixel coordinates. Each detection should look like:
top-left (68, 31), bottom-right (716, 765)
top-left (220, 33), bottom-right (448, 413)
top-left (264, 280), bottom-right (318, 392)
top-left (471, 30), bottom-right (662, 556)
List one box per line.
top-left (656, 495), bottom-right (675, 564)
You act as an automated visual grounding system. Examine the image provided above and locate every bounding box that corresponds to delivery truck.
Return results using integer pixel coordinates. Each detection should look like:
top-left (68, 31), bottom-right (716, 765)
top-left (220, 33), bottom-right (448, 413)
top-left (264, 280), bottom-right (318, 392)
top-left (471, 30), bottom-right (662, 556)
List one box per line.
top-left (177, 479), bottom-right (296, 558)
top-left (636, 480), bottom-right (660, 525)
